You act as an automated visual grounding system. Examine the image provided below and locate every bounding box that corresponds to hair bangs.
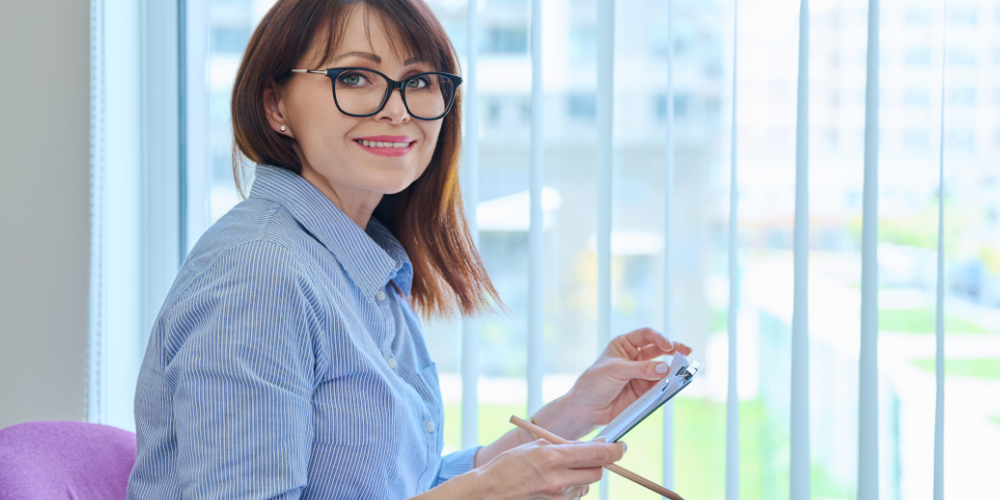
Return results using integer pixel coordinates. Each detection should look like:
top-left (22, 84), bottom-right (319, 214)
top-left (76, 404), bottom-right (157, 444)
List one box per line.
top-left (304, 0), bottom-right (457, 75)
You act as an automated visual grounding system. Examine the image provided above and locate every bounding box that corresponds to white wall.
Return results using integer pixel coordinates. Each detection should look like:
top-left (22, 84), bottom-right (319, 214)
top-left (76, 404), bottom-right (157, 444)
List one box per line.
top-left (0, 1), bottom-right (92, 428)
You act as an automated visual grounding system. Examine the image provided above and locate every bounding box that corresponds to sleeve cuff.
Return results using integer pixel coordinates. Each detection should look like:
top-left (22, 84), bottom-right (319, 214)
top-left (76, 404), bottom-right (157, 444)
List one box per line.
top-left (433, 446), bottom-right (481, 486)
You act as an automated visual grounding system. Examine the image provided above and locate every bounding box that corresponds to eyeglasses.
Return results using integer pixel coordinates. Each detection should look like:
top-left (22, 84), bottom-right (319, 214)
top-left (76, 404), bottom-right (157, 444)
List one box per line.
top-left (290, 67), bottom-right (463, 121)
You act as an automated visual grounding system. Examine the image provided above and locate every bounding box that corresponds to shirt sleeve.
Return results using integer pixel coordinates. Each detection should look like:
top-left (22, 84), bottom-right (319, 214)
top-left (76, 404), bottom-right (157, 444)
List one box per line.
top-left (432, 447), bottom-right (482, 487)
top-left (163, 241), bottom-right (327, 499)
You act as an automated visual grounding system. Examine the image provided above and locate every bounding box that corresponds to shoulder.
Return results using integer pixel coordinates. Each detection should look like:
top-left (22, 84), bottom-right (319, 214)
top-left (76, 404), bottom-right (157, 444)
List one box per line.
top-left (162, 197), bottom-right (332, 319)
top-left (183, 197), bottom-right (314, 271)
top-left (152, 218), bottom-right (332, 369)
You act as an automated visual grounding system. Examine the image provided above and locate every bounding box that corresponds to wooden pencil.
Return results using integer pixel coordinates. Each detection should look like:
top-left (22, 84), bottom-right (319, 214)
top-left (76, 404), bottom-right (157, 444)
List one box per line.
top-left (510, 415), bottom-right (684, 500)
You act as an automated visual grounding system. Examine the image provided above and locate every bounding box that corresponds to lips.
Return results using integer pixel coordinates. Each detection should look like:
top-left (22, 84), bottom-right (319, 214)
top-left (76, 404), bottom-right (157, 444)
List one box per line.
top-left (353, 135), bottom-right (416, 157)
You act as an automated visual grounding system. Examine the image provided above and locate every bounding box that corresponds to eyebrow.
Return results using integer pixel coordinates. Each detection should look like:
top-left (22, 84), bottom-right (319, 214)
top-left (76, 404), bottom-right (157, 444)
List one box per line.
top-left (329, 51), bottom-right (428, 66)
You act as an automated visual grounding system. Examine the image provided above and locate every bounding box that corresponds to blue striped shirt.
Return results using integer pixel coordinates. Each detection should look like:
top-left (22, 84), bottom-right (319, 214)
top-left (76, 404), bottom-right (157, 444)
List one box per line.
top-left (128, 165), bottom-right (480, 499)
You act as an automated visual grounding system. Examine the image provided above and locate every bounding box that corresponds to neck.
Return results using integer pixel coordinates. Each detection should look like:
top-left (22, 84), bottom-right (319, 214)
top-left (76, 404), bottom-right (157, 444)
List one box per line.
top-left (299, 163), bottom-right (382, 230)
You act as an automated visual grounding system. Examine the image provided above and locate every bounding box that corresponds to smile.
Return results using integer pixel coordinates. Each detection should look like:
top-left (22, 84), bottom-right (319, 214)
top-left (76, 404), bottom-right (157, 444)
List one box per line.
top-left (357, 139), bottom-right (412, 148)
top-left (352, 137), bottom-right (416, 157)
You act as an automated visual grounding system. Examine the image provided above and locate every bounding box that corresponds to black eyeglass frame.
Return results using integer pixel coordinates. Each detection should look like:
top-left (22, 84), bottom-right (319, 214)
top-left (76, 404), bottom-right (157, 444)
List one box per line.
top-left (290, 67), bottom-right (463, 121)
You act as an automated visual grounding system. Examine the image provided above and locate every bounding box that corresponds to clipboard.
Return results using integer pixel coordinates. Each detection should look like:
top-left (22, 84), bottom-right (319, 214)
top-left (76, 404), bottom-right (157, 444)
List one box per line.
top-left (596, 352), bottom-right (701, 443)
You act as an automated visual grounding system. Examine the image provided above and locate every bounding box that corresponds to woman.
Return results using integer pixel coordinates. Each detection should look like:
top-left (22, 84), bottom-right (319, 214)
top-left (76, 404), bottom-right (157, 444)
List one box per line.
top-left (128, 0), bottom-right (691, 498)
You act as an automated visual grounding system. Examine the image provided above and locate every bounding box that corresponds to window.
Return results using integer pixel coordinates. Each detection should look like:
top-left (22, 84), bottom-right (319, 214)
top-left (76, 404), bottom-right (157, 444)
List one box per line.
top-left (903, 128), bottom-right (930, 149)
top-left (904, 47), bottom-right (932, 66)
top-left (950, 6), bottom-right (978, 25)
top-left (655, 93), bottom-right (690, 120)
top-left (567, 94), bottom-right (596, 119)
top-left (947, 128), bottom-right (976, 153)
top-left (903, 88), bottom-right (930, 106)
top-left (568, 25), bottom-right (596, 66)
top-left (949, 87), bottom-right (977, 106)
top-left (168, 1), bottom-right (1000, 499)
top-left (949, 47), bottom-right (978, 66)
top-left (904, 7), bottom-right (933, 26)
top-left (482, 27), bottom-right (527, 54)
top-left (211, 27), bottom-right (250, 54)
top-left (484, 96), bottom-right (531, 126)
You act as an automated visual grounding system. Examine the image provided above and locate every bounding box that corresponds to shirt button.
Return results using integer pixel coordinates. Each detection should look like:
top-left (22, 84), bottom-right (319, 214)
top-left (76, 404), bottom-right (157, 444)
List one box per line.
top-left (387, 357), bottom-right (397, 369)
top-left (376, 290), bottom-right (386, 301)
top-left (425, 420), bottom-right (435, 433)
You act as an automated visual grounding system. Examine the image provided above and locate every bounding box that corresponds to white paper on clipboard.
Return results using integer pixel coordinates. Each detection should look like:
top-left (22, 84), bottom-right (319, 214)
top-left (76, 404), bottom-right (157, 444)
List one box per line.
top-left (596, 352), bottom-right (701, 443)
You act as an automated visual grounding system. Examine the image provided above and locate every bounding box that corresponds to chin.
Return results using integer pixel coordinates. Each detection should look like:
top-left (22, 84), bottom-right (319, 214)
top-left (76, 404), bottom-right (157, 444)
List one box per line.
top-left (369, 165), bottom-right (427, 195)
top-left (370, 175), bottom-right (420, 196)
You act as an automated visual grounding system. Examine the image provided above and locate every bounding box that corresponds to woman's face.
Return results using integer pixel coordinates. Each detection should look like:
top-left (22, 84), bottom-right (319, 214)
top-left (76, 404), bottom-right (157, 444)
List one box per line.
top-left (265, 6), bottom-right (444, 214)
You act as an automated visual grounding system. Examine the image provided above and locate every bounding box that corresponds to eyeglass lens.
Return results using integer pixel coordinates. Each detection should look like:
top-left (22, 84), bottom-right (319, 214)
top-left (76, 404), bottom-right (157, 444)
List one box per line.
top-left (333, 70), bottom-right (455, 119)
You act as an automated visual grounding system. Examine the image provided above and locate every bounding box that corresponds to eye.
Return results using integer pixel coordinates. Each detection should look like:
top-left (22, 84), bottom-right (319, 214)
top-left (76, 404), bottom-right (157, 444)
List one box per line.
top-left (405, 76), bottom-right (430, 90)
top-left (338, 72), bottom-right (369, 87)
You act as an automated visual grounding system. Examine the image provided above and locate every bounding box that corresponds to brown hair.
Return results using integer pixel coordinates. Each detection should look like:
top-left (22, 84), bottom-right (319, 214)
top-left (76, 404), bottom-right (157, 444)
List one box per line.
top-left (231, 0), bottom-right (499, 317)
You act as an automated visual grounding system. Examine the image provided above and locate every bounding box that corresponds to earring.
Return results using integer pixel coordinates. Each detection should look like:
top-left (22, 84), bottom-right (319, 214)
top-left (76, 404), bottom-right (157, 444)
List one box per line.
top-left (280, 125), bottom-right (287, 132)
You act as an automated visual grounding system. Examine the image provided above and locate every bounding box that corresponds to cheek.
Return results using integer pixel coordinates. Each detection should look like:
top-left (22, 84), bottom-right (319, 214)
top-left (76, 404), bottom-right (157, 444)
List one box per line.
top-left (288, 87), bottom-right (352, 146)
top-left (418, 123), bottom-right (444, 160)
top-left (298, 112), bottom-right (356, 157)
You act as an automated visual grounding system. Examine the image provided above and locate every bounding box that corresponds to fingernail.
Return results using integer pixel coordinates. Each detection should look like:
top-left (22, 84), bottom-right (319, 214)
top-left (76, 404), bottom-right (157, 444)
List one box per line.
top-left (655, 362), bottom-right (669, 374)
top-left (621, 442), bottom-right (628, 454)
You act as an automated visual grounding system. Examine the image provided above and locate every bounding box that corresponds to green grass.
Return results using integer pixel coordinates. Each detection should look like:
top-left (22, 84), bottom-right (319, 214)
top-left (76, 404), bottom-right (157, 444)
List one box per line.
top-left (443, 398), bottom-right (853, 500)
top-left (911, 358), bottom-right (1000, 379)
top-left (879, 308), bottom-right (989, 334)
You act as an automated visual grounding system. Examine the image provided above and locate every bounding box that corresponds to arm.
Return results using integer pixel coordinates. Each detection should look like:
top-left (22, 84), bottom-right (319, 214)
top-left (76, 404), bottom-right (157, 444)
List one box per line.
top-left (475, 328), bottom-right (692, 467)
top-left (420, 328), bottom-right (687, 499)
top-left (417, 440), bottom-right (626, 500)
top-left (166, 242), bottom-right (324, 499)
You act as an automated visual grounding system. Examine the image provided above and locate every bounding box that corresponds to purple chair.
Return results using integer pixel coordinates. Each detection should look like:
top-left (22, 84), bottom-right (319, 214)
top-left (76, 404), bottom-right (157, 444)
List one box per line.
top-left (0, 421), bottom-right (136, 500)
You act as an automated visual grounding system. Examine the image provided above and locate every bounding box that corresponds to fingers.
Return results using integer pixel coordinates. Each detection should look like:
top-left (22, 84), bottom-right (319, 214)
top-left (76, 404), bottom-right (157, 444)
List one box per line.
top-left (520, 443), bottom-right (613, 498)
top-left (558, 467), bottom-right (604, 491)
top-left (609, 358), bottom-right (671, 381)
top-left (559, 481), bottom-right (594, 499)
top-left (617, 327), bottom-right (694, 360)
top-left (673, 341), bottom-right (693, 356)
top-left (618, 328), bottom-right (674, 358)
top-left (555, 441), bottom-right (626, 469)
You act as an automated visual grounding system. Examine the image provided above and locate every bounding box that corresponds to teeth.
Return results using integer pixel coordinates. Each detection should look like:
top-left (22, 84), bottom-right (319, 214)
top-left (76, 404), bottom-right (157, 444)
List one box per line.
top-left (359, 139), bottom-right (412, 148)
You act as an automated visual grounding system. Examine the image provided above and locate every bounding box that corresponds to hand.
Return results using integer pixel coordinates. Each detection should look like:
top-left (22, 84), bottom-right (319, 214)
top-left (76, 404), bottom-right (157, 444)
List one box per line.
top-left (565, 328), bottom-right (692, 431)
top-left (463, 328), bottom-right (692, 473)
top-left (473, 439), bottom-right (626, 500)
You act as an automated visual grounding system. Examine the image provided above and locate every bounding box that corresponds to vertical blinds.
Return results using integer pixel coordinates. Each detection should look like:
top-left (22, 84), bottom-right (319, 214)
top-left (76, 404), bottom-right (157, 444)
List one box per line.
top-left (460, 0), bottom-right (480, 451)
top-left (662, 0), bottom-right (677, 491)
top-left (596, 0), bottom-right (615, 495)
top-left (455, 0), bottom-right (952, 497)
top-left (528, 0), bottom-right (545, 417)
top-left (933, 2), bottom-right (948, 499)
top-left (726, 1), bottom-right (741, 498)
top-left (790, 1), bottom-right (811, 499)
top-left (858, 0), bottom-right (881, 498)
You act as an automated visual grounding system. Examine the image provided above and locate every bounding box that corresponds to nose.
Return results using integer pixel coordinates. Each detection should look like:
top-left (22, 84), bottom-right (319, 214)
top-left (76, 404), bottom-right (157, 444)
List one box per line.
top-left (377, 86), bottom-right (410, 124)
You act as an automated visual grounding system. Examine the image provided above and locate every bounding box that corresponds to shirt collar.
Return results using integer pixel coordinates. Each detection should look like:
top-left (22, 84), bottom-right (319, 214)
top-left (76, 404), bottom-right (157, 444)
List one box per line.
top-left (248, 165), bottom-right (413, 298)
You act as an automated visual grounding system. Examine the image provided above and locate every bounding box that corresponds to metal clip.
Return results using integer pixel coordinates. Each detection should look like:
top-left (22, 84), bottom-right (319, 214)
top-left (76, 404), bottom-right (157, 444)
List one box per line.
top-left (678, 361), bottom-right (701, 381)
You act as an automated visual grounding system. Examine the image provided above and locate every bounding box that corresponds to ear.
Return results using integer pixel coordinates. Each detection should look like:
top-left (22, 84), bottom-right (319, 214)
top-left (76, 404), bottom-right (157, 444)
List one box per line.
top-left (263, 80), bottom-right (294, 137)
